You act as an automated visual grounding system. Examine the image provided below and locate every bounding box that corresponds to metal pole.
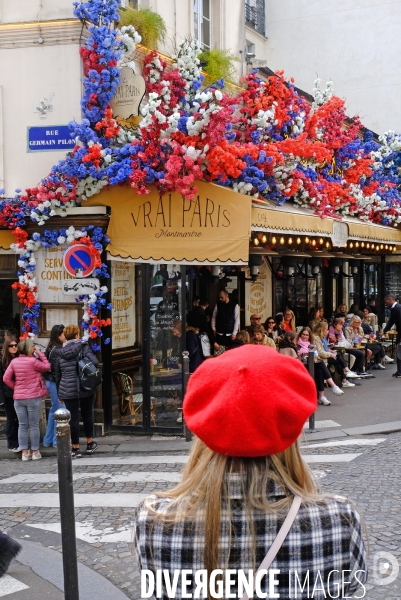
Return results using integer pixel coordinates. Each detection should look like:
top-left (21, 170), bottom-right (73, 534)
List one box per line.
top-left (307, 349), bottom-right (316, 432)
top-left (182, 351), bottom-right (192, 442)
top-left (54, 409), bottom-right (79, 600)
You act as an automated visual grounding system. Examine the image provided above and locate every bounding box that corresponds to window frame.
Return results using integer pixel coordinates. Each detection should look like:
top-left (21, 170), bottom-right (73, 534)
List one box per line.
top-left (194, 0), bottom-right (211, 50)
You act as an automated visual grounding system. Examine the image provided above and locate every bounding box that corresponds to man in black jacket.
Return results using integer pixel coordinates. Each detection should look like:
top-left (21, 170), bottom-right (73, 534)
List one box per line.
top-left (383, 295), bottom-right (401, 377)
top-left (211, 289), bottom-right (239, 349)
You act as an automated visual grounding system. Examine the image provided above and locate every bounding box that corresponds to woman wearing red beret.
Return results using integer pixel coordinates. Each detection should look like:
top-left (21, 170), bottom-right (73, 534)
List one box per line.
top-left (135, 346), bottom-right (367, 599)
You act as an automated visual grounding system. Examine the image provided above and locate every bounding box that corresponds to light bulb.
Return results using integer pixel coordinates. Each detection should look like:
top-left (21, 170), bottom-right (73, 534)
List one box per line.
top-left (376, 245), bottom-right (380, 251)
top-left (272, 236), bottom-right (277, 244)
top-left (385, 245), bottom-right (388, 250)
top-left (261, 235), bottom-right (267, 244)
top-left (253, 237), bottom-right (259, 246)
top-left (366, 243), bottom-right (370, 249)
top-left (355, 242), bottom-right (359, 248)
top-left (380, 244), bottom-right (384, 250)
top-left (319, 238), bottom-right (323, 245)
top-left (288, 237), bottom-right (293, 245)
top-left (326, 241), bottom-right (330, 248)
top-left (279, 237), bottom-right (285, 245)
top-left (305, 237), bottom-right (309, 243)
top-left (361, 242), bottom-right (365, 248)
top-left (349, 242), bottom-right (353, 249)
top-left (311, 239), bottom-right (316, 246)
top-left (296, 237), bottom-right (301, 244)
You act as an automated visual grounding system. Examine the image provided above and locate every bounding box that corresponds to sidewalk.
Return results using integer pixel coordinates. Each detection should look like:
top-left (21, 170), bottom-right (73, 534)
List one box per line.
top-left (1, 368), bottom-right (401, 458)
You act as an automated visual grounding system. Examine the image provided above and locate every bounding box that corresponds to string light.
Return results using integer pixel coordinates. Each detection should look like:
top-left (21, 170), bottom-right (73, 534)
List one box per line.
top-left (385, 245), bottom-right (388, 250)
top-left (261, 235), bottom-right (267, 244)
top-left (296, 237), bottom-right (301, 244)
top-left (361, 242), bottom-right (365, 248)
top-left (376, 245), bottom-right (380, 251)
top-left (355, 242), bottom-right (359, 248)
top-left (253, 237), bottom-right (259, 246)
top-left (319, 238), bottom-right (323, 245)
top-left (279, 237), bottom-right (285, 244)
top-left (325, 241), bottom-right (330, 248)
top-left (311, 239), bottom-right (316, 247)
top-left (272, 236), bottom-right (277, 244)
top-left (288, 237), bottom-right (293, 245)
top-left (349, 242), bottom-right (353, 249)
top-left (380, 244), bottom-right (384, 250)
top-left (366, 243), bottom-right (370, 249)
top-left (305, 237), bottom-right (309, 243)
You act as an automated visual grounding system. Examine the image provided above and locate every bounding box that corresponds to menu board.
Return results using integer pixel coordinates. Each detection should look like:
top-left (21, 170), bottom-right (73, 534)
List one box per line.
top-left (111, 261), bottom-right (136, 349)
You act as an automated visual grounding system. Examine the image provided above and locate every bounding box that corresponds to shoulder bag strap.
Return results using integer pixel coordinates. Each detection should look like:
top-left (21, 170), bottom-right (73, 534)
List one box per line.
top-left (241, 495), bottom-right (302, 600)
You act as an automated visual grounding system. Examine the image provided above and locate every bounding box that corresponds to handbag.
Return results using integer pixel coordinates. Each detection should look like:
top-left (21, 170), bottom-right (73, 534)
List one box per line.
top-left (199, 332), bottom-right (211, 358)
top-left (213, 345), bottom-right (226, 356)
top-left (241, 495), bottom-right (302, 600)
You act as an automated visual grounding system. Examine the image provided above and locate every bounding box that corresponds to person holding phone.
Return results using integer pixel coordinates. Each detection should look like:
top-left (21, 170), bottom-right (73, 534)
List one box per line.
top-left (3, 339), bottom-right (50, 461)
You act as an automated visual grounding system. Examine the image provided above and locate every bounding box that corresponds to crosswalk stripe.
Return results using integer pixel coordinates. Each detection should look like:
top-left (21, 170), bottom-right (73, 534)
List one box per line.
top-left (0, 575), bottom-right (29, 597)
top-left (74, 455), bottom-right (189, 466)
top-left (0, 471), bottom-right (182, 485)
top-left (302, 453), bottom-right (361, 464)
top-left (301, 438), bottom-right (386, 449)
top-left (0, 493), bottom-right (148, 508)
top-left (28, 521), bottom-right (133, 544)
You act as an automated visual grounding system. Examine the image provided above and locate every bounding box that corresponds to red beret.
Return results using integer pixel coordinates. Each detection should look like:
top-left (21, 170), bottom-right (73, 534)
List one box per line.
top-left (183, 345), bottom-right (317, 457)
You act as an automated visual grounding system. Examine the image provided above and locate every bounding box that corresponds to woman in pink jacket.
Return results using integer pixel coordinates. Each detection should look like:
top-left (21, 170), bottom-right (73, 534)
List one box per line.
top-left (4, 338), bottom-right (50, 461)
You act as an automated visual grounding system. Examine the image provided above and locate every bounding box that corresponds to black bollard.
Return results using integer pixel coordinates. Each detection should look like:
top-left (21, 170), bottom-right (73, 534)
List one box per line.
top-left (54, 408), bottom-right (79, 600)
top-left (307, 349), bottom-right (316, 432)
top-left (182, 350), bottom-right (192, 442)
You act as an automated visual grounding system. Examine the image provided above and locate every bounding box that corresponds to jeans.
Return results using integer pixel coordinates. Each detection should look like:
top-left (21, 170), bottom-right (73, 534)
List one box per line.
top-left (3, 396), bottom-right (18, 449)
top-left (63, 394), bottom-right (94, 446)
top-left (14, 398), bottom-right (42, 451)
top-left (314, 361), bottom-right (332, 393)
top-left (43, 380), bottom-right (64, 447)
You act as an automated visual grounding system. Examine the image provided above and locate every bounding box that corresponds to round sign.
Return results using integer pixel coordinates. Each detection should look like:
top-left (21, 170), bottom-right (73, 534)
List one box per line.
top-left (63, 244), bottom-right (96, 278)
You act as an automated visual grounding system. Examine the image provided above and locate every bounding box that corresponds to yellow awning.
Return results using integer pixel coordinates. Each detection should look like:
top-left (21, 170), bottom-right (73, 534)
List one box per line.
top-left (347, 221), bottom-right (401, 243)
top-left (86, 182), bottom-right (251, 264)
top-left (251, 204), bottom-right (333, 235)
top-left (0, 229), bottom-right (14, 249)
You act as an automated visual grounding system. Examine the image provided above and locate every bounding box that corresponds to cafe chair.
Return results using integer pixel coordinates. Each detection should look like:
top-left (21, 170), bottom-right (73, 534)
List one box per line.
top-left (116, 371), bottom-right (156, 426)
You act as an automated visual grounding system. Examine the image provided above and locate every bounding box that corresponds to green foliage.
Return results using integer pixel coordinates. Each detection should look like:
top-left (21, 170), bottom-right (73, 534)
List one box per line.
top-left (118, 7), bottom-right (167, 49)
top-left (198, 48), bottom-right (240, 84)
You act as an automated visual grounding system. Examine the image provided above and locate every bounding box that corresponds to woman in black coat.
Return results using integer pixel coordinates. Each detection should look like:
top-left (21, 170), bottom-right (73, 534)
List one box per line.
top-left (55, 324), bottom-right (99, 459)
top-left (0, 338), bottom-right (19, 452)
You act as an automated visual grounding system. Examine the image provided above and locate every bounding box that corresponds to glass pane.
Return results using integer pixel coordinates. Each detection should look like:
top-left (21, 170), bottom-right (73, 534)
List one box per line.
top-left (149, 264), bottom-right (184, 427)
top-left (111, 261), bottom-right (144, 427)
top-left (201, 17), bottom-right (210, 49)
top-left (194, 0), bottom-right (198, 12)
top-left (194, 12), bottom-right (199, 41)
top-left (202, 0), bottom-right (210, 20)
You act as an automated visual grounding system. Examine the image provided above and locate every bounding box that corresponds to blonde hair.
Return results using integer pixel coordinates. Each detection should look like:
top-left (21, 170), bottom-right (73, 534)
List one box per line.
top-left (315, 321), bottom-right (328, 339)
top-left (284, 309), bottom-right (296, 331)
top-left (236, 330), bottom-right (250, 344)
top-left (143, 437), bottom-right (321, 575)
top-left (63, 324), bottom-right (80, 340)
top-left (17, 338), bottom-right (34, 356)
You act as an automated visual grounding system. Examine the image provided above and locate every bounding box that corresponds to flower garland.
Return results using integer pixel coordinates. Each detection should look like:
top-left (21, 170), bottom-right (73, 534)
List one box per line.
top-left (11, 226), bottom-right (111, 348)
top-left (3, 0), bottom-right (401, 339)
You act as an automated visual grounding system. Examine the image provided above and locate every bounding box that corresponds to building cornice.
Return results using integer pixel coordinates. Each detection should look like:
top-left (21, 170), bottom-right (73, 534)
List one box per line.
top-left (0, 19), bottom-right (89, 49)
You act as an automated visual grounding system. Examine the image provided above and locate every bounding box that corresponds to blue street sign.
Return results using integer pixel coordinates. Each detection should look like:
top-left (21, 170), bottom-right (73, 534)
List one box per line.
top-left (27, 125), bottom-right (76, 152)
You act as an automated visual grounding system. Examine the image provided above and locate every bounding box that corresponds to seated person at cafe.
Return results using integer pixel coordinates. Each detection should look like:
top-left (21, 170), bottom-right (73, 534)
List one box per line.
top-left (362, 307), bottom-right (377, 331)
top-left (251, 325), bottom-right (276, 349)
top-left (263, 317), bottom-right (276, 340)
top-left (273, 313), bottom-right (286, 340)
top-left (296, 327), bottom-right (314, 357)
top-left (344, 315), bottom-right (375, 374)
top-left (229, 330), bottom-right (251, 350)
top-left (277, 331), bottom-right (299, 358)
top-left (283, 309), bottom-right (296, 332)
top-left (314, 321), bottom-right (355, 388)
top-left (246, 314), bottom-right (262, 338)
top-left (307, 307), bottom-right (322, 332)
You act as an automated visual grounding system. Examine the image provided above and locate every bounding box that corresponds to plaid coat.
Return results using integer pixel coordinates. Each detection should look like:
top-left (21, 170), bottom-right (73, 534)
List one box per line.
top-left (135, 475), bottom-right (367, 599)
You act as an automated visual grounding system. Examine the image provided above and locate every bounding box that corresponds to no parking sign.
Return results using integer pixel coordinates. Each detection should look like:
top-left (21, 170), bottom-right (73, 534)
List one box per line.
top-left (63, 244), bottom-right (95, 278)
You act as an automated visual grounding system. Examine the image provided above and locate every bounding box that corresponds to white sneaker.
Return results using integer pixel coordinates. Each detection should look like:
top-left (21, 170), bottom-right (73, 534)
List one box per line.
top-left (375, 363), bottom-right (386, 370)
top-left (333, 386), bottom-right (344, 395)
top-left (21, 451), bottom-right (31, 461)
top-left (176, 415), bottom-right (183, 423)
top-left (318, 396), bottom-right (331, 405)
top-left (31, 450), bottom-right (42, 461)
top-left (384, 355), bottom-right (395, 363)
top-left (345, 370), bottom-right (359, 378)
top-left (342, 380), bottom-right (355, 388)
